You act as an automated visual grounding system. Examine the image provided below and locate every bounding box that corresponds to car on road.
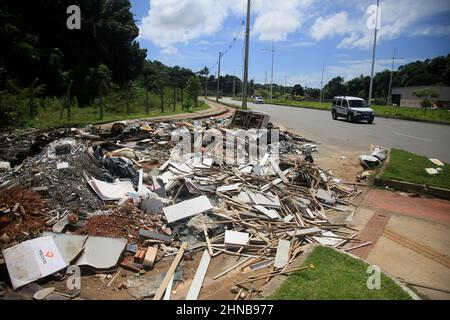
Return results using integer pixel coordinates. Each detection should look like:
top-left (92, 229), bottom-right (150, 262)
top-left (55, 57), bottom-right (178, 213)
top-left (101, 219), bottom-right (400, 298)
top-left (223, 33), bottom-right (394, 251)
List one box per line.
top-left (331, 96), bottom-right (375, 124)
top-left (253, 96), bottom-right (264, 104)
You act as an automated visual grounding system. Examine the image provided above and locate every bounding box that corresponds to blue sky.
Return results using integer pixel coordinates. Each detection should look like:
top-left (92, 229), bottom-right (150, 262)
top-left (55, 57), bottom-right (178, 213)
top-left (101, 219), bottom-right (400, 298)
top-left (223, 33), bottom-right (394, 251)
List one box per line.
top-left (130, 0), bottom-right (450, 88)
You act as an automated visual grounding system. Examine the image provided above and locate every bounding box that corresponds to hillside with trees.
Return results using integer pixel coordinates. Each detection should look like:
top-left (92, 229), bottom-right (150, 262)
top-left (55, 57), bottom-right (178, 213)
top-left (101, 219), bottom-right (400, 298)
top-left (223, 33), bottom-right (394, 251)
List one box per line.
top-left (322, 54), bottom-right (450, 103)
top-left (0, 0), bottom-right (204, 128)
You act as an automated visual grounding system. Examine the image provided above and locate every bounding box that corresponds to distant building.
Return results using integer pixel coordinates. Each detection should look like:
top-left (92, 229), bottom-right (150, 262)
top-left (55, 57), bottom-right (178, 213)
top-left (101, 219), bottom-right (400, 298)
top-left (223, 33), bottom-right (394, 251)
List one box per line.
top-left (391, 86), bottom-right (450, 108)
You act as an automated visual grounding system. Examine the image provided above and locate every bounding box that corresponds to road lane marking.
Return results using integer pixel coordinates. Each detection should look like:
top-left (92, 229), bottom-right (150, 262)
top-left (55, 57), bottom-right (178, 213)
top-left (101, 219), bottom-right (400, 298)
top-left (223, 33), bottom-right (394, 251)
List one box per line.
top-left (394, 132), bottom-right (432, 142)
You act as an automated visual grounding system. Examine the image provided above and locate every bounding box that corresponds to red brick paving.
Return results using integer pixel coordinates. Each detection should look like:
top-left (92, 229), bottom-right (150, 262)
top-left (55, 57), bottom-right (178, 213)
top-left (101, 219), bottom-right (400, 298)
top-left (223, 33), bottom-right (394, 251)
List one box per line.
top-left (363, 189), bottom-right (450, 225)
top-left (352, 211), bottom-right (390, 259)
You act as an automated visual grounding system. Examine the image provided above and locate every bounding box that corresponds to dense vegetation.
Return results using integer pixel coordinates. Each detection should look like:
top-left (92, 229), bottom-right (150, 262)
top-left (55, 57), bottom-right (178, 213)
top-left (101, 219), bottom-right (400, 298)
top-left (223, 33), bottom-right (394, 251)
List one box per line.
top-left (0, 0), bottom-right (203, 128)
top-left (321, 54), bottom-right (450, 104)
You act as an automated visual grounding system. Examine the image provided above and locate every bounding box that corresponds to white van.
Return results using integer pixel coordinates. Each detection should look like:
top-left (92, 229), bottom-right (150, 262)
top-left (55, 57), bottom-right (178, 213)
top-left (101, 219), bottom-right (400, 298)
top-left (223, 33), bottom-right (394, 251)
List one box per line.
top-left (331, 96), bottom-right (375, 124)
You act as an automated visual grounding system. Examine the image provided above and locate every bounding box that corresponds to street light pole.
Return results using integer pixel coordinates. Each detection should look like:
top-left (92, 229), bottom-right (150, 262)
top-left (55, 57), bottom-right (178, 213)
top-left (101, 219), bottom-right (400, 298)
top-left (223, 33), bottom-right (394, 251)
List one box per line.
top-left (320, 64), bottom-right (325, 103)
top-left (368, 0), bottom-right (380, 106)
top-left (387, 48), bottom-right (404, 106)
top-left (216, 52), bottom-right (222, 102)
top-left (242, 0), bottom-right (251, 110)
top-left (270, 40), bottom-right (274, 100)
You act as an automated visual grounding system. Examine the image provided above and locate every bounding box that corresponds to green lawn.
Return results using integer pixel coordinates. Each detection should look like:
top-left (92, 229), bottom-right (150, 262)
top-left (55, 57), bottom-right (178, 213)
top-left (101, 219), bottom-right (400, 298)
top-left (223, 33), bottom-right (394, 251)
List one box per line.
top-left (269, 246), bottom-right (411, 300)
top-left (380, 148), bottom-right (450, 190)
top-left (27, 102), bottom-right (209, 129)
top-left (265, 99), bottom-right (450, 124)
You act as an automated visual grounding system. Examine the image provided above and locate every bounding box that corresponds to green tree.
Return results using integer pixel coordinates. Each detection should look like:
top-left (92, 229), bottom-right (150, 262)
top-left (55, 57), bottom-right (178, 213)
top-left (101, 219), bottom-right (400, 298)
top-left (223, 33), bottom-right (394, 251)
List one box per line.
top-left (413, 88), bottom-right (439, 115)
top-left (186, 76), bottom-right (201, 109)
top-left (324, 76), bottom-right (346, 99)
top-left (87, 64), bottom-right (112, 119)
top-left (199, 66), bottom-right (209, 97)
top-left (292, 84), bottom-right (304, 96)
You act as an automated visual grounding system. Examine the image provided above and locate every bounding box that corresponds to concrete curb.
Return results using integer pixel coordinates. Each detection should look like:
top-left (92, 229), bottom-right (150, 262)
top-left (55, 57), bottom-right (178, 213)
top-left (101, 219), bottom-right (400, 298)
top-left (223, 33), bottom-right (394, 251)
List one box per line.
top-left (98, 99), bottom-right (230, 129)
top-left (257, 244), bottom-right (420, 300)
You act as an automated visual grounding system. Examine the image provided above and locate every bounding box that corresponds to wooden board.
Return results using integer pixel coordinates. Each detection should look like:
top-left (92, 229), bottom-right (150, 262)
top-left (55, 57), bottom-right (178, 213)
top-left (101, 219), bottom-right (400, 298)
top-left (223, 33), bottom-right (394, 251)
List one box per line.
top-left (153, 242), bottom-right (188, 300)
top-left (186, 250), bottom-right (211, 300)
top-left (274, 239), bottom-right (290, 269)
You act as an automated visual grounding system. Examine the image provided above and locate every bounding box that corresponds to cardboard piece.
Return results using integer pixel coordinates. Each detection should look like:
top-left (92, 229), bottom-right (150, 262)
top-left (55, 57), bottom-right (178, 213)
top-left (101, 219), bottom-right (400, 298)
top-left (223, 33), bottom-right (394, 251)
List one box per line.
top-left (88, 178), bottom-right (135, 201)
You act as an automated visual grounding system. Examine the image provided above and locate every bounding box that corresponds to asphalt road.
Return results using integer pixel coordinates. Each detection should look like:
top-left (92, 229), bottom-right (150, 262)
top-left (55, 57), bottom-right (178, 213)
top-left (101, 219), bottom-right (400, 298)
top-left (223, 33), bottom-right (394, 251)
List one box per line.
top-left (222, 97), bottom-right (450, 162)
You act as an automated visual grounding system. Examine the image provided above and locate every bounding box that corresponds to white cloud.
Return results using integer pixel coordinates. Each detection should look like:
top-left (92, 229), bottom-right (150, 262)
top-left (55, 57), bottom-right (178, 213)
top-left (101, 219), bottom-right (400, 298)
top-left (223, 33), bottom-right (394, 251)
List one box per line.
top-left (138, 0), bottom-right (316, 53)
top-left (139, 0), bottom-right (231, 53)
top-left (309, 0), bottom-right (450, 49)
top-left (252, 0), bottom-right (314, 41)
top-left (412, 25), bottom-right (450, 36)
top-left (290, 41), bottom-right (316, 47)
top-left (310, 11), bottom-right (349, 41)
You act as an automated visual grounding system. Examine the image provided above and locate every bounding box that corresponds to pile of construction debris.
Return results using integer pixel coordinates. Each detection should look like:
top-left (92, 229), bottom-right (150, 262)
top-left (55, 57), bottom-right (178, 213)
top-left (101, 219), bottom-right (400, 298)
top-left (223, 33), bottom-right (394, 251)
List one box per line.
top-left (0, 115), bottom-right (360, 300)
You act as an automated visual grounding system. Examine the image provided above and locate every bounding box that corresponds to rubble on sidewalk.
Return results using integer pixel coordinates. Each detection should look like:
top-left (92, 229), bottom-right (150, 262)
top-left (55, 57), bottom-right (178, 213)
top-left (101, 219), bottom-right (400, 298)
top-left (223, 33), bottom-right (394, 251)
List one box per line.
top-left (0, 116), bottom-right (361, 300)
top-left (357, 145), bottom-right (388, 181)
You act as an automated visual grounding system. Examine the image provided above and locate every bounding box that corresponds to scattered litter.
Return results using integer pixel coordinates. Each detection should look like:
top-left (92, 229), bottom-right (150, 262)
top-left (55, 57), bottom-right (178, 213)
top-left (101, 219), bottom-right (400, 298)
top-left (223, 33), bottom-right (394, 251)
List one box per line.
top-left (429, 159), bottom-right (444, 166)
top-left (359, 155), bottom-right (380, 169)
top-left (88, 178), bottom-right (135, 201)
top-left (56, 162), bottom-right (69, 170)
top-left (0, 161), bottom-right (11, 171)
top-left (425, 168), bottom-right (439, 175)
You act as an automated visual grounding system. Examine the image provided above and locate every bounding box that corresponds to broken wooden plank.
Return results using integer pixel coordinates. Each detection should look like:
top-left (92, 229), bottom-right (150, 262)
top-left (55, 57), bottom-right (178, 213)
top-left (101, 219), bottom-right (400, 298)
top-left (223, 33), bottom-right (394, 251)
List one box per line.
top-left (163, 196), bottom-right (213, 223)
top-left (186, 250), bottom-right (211, 300)
top-left (203, 228), bottom-right (213, 257)
top-left (286, 226), bottom-right (322, 237)
top-left (217, 183), bottom-right (241, 193)
top-left (213, 257), bottom-right (252, 280)
top-left (270, 159), bottom-right (289, 184)
top-left (274, 239), bottom-right (290, 269)
top-left (153, 242), bottom-right (188, 300)
top-left (253, 205), bottom-right (281, 220)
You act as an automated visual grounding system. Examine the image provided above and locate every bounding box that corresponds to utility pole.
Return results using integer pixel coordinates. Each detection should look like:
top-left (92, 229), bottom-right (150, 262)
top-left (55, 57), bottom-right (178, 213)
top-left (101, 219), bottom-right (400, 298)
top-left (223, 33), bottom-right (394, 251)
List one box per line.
top-left (387, 48), bottom-right (404, 105)
top-left (320, 64), bottom-right (325, 103)
top-left (264, 71), bottom-right (268, 92)
top-left (262, 40), bottom-right (275, 100)
top-left (205, 73), bottom-right (208, 97)
top-left (242, 0), bottom-right (251, 110)
top-left (233, 75), bottom-right (236, 99)
top-left (368, 0), bottom-right (380, 106)
top-left (270, 40), bottom-right (274, 100)
top-left (284, 72), bottom-right (287, 95)
top-left (216, 52), bottom-right (222, 102)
